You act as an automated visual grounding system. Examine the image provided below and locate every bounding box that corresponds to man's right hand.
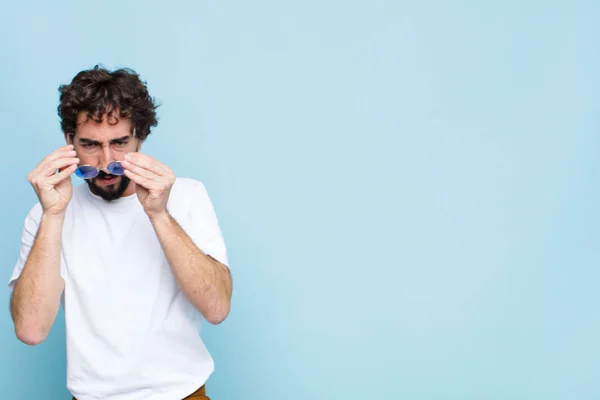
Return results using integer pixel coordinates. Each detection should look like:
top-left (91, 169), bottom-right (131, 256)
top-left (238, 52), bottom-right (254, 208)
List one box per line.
top-left (27, 144), bottom-right (80, 216)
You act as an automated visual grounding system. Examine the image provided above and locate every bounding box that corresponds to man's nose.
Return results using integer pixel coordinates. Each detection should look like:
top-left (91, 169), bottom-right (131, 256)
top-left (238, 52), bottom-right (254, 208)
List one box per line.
top-left (99, 145), bottom-right (113, 171)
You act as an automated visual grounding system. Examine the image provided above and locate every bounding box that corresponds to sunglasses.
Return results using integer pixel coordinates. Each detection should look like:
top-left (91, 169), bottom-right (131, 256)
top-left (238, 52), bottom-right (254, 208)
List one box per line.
top-left (75, 161), bottom-right (125, 179)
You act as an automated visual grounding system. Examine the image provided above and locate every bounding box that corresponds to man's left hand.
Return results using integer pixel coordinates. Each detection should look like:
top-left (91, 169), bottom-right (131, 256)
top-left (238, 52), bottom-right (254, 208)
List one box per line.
top-left (121, 152), bottom-right (175, 218)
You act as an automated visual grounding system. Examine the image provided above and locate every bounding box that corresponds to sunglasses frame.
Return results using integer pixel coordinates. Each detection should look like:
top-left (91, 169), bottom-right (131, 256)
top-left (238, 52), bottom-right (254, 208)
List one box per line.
top-left (75, 161), bottom-right (125, 180)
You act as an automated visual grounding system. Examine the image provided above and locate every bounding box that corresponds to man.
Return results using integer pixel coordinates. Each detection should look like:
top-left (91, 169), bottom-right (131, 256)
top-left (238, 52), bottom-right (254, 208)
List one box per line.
top-left (7, 66), bottom-right (232, 400)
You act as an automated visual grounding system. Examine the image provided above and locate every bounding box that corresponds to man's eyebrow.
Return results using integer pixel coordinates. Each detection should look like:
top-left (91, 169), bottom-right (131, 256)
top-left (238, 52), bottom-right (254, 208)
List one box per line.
top-left (109, 136), bottom-right (131, 143)
top-left (79, 138), bottom-right (100, 145)
top-left (77, 136), bottom-right (131, 145)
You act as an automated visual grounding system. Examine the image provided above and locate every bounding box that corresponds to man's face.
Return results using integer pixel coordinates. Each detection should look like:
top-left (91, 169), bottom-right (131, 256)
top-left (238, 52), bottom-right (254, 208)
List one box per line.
top-left (68, 112), bottom-right (140, 201)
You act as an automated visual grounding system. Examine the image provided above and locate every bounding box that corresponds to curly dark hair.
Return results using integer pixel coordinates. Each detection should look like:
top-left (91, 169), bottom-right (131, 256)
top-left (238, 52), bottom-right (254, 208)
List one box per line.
top-left (57, 65), bottom-right (159, 141)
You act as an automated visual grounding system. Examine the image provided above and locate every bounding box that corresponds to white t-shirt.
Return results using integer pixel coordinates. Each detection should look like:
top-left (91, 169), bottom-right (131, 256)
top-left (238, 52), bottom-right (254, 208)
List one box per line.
top-left (7, 177), bottom-right (229, 400)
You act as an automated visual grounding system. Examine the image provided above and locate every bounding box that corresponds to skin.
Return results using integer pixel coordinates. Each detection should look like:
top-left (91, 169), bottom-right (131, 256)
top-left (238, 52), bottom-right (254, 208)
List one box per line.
top-left (10, 112), bottom-right (232, 345)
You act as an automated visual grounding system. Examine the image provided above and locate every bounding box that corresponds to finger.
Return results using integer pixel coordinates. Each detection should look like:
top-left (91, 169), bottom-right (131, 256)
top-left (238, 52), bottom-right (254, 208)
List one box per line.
top-left (42, 156), bottom-right (80, 177)
top-left (41, 145), bottom-right (75, 165)
top-left (124, 153), bottom-right (169, 176)
top-left (47, 164), bottom-right (77, 186)
top-left (124, 153), bottom-right (164, 175)
top-left (33, 146), bottom-right (77, 176)
top-left (123, 168), bottom-right (158, 190)
top-left (121, 159), bottom-right (157, 181)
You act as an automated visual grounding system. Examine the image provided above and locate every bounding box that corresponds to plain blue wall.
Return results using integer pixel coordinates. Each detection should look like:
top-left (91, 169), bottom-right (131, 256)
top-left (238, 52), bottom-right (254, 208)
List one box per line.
top-left (1, 1), bottom-right (599, 399)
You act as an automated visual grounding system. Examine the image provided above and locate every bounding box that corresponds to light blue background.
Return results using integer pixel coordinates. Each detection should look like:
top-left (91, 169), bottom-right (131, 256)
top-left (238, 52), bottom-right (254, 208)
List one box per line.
top-left (1, 1), bottom-right (599, 399)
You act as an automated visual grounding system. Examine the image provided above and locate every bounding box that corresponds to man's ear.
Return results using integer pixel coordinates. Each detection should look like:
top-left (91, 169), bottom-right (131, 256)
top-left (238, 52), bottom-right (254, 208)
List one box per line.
top-left (132, 127), bottom-right (142, 152)
top-left (64, 132), bottom-right (74, 145)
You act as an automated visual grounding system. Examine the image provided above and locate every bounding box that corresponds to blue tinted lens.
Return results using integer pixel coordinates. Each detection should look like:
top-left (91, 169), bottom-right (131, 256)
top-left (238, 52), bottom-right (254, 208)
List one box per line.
top-left (107, 161), bottom-right (124, 175)
top-left (75, 166), bottom-right (98, 179)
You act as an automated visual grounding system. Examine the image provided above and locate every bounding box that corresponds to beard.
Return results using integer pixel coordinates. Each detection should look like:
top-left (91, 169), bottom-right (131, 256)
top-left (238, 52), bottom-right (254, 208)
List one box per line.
top-left (86, 170), bottom-right (131, 201)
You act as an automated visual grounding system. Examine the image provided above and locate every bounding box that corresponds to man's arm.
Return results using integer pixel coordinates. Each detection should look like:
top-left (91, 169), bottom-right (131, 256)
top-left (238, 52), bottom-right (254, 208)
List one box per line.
top-left (121, 152), bottom-right (232, 324)
top-left (10, 212), bottom-right (65, 345)
top-left (149, 211), bottom-right (232, 324)
top-left (10, 144), bottom-right (79, 345)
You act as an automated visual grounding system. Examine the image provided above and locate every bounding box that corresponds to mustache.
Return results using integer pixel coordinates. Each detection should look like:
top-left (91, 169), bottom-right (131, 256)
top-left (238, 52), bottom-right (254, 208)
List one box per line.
top-left (95, 171), bottom-right (118, 179)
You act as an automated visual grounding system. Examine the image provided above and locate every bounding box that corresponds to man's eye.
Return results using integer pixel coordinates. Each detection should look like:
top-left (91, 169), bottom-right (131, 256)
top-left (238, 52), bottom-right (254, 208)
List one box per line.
top-left (115, 141), bottom-right (127, 146)
top-left (82, 143), bottom-right (95, 148)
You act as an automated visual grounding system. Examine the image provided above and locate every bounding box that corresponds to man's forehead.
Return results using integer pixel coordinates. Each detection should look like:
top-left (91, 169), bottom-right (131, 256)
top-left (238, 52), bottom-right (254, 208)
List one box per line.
top-left (75, 126), bottom-right (132, 140)
top-left (75, 116), bottom-right (133, 140)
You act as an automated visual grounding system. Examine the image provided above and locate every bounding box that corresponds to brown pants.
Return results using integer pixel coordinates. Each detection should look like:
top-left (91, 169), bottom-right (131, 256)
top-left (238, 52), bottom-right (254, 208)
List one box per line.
top-left (72, 385), bottom-right (209, 399)
top-left (183, 385), bottom-right (209, 399)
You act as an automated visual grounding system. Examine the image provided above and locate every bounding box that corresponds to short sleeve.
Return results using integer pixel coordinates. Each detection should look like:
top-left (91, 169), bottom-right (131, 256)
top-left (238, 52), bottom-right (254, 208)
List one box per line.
top-left (7, 203), bottom-right (68, 291)
top-left (185, 181), bottom-right (229, 268)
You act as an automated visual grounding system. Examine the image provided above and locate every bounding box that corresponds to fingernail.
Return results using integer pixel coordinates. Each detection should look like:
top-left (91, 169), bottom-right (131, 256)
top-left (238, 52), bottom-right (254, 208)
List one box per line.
top-left (125, 153), bottom-right (133, 160)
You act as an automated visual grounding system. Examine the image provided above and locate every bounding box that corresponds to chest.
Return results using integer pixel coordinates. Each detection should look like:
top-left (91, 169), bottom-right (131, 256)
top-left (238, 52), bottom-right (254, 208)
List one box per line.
top-left (61, 206), bottom-right (176, 298)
